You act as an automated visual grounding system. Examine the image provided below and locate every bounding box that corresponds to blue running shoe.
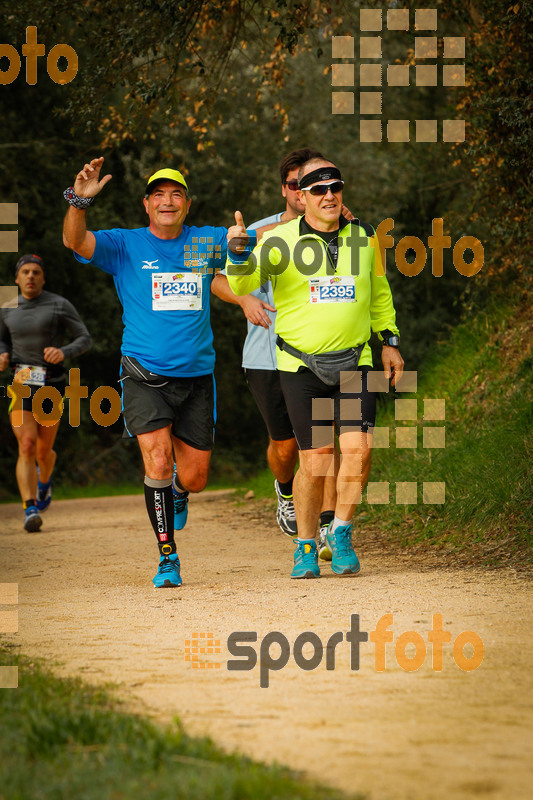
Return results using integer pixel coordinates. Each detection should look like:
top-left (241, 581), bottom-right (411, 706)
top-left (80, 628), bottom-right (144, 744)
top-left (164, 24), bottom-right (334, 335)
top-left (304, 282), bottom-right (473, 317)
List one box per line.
top-left (36, 479), bottom-right (52, 512)
top-left (291, 539), bottom-right (320, 579)
top-left (326, 522), bottom-right (360, 575)
top-left (24, 506), bottom-right (42, 533)
top-left (173, 486), bottom-right (189, 530)
top-left (153, 552), bottom-right (182, 588)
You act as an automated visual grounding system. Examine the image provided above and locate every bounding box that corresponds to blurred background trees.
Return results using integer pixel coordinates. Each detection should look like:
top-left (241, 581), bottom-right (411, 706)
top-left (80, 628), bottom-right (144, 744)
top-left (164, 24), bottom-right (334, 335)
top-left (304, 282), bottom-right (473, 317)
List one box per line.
top-left (1, 0), bottom-right (530, 495)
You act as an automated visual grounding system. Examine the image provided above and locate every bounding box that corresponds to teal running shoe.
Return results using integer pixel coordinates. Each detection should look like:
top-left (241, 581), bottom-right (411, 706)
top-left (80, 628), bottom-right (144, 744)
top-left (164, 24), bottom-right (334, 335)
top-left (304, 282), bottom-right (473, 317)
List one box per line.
top-left (291, 538), bottom-right (320, 579)
top-left (326, 522), bottom-right (360, 575)
top-left (24, 506), bottom-right (42, 532)
top-left (153, 552), bottom-right (182, 588)
top-left (36, 479), bottom-right (52, 512)
top-left (173, 483), bottom-right (189, 531)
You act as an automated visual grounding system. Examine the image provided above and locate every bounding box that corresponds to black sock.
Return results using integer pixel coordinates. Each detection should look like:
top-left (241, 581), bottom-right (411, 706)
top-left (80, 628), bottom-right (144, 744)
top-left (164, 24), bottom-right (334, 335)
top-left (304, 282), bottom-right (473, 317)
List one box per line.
top-left (320, 510), bottom-right (335, 528)
top-left (143, 477), bottom-right (176, 555)
top-left (278, 477), bottom-right (294, 497)
top-left (23, 499), bottom-right (36, 510)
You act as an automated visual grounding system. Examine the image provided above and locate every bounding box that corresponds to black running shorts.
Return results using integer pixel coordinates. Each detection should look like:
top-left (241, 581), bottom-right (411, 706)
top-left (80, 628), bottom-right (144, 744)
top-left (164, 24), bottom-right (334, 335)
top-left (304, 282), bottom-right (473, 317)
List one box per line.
top-left (279, 366), bottom-right (376, 451)
top-left (8, 380), bottom-right (66, 415)
top-left (121, 373), bottom-right (216, 450)
top-left (244, 368), bottom-right (295, 441)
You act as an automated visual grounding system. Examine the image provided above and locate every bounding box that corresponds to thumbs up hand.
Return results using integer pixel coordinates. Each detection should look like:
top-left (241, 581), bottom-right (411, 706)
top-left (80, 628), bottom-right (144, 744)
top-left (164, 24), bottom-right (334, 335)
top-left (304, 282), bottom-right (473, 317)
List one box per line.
top-left (227, 210), bottom-right (250, 253)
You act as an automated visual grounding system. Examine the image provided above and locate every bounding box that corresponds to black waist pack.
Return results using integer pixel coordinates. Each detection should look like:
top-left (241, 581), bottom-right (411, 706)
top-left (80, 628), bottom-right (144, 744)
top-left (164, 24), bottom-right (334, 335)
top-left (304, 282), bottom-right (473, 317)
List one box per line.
top-left (277, 336), bottom-right (366, 386)
top-left (119, 355), bottom-right (169, 387)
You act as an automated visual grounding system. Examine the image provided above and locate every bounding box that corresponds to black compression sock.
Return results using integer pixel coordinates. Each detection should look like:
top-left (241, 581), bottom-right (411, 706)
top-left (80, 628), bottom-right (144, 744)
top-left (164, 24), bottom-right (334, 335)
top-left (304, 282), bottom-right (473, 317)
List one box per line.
top-left (277, 477), bottom-right (294, 497)
top-left (320, 510), bottom-right (335, 528)
top-left (143, 477), bottom-right (176, 554)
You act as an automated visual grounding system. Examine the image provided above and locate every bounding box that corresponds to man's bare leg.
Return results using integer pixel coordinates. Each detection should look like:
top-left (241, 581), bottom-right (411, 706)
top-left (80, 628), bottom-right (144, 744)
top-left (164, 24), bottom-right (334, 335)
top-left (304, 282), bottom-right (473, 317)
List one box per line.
top-left (172, 434), bottom-right (212, 493)
top-left (335, 430), bottom-right (372, 520)
top-left (267, 436), bottom-right (298, 484)
top-left (11, 411), bottom-right (39, 503)
top-left (321, 446), bottom-right (339, 512)
top-left (137, 427), bottom-right (181, 586)
top-left (320, 429), bottom-right (372, 575)
top-left (293, 445), bottom-right (334, 539)
top-left (137, 426), bottom-right (174, 480)
top-left (317, 446), bottom-right (339, 558)
top-left (36, 421), bottom-right (60, 484)
top-left (11, 410), bottom-right (44, 531)
top-left (32, 419), bottom-right (61, 512)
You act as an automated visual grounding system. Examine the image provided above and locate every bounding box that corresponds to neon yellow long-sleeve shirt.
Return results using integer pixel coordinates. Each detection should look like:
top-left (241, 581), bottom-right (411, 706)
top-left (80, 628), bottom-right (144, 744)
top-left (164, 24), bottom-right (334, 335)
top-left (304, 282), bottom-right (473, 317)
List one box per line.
top-left (227, 217), bottom-right (399, 372)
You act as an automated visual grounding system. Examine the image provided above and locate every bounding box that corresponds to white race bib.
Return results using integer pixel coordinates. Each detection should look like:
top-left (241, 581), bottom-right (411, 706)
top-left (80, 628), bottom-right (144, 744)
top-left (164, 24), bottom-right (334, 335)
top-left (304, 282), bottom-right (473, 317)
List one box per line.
top-left (152, 273), bottom-right (202, 311)
top-left (309, 276), bottom-right (356, 303)
top-left (15, 364), bottom-right (46, 386)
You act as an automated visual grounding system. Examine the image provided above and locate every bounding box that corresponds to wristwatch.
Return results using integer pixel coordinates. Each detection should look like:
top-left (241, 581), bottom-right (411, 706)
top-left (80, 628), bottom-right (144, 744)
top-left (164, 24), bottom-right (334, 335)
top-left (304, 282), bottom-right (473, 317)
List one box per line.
top-left (379, 330), bottom-right (400, 348)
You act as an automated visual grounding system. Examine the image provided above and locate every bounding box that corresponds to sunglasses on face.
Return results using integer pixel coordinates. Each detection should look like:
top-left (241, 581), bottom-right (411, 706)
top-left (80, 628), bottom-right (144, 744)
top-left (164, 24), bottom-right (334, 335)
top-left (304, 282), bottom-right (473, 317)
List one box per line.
top-left (301, 180), bottom-right (344, 196)
top-left (285, 179), bottom-right (299, 191)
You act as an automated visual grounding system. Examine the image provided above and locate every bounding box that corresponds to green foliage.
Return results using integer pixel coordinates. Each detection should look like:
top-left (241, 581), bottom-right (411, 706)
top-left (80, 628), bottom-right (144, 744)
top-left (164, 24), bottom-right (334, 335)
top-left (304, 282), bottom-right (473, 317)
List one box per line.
top-left (365, 286), bottom-right (532, 561)
top-left (0, 0), bottom-right (530, 526)
top-left (442, 0), bottom-right (533, 291)
top-left (0, 647), bottom-right (356, 800)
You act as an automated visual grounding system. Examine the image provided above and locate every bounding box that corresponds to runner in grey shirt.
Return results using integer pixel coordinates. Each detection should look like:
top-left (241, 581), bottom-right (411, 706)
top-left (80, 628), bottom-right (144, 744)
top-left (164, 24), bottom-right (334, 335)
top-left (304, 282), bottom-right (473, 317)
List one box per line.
top-left (0, 254), bottom-right (91, 532)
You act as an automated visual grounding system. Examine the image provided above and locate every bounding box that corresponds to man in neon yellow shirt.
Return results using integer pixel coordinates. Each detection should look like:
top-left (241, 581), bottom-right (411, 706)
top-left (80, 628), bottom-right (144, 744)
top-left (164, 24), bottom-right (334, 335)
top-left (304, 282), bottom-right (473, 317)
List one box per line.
top-left (226, 158), bottom-right (404, 579)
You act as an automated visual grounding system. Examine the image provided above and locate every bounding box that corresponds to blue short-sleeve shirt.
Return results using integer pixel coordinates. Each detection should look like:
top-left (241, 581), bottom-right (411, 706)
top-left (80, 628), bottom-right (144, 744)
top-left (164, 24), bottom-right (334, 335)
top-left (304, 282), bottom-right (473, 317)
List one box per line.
top-left (75, 225), bottom-right (227, 377)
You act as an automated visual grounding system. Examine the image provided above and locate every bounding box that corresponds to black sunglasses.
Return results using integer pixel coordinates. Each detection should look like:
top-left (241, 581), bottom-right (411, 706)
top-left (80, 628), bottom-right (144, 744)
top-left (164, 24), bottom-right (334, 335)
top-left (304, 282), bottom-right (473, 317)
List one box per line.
top-left (285, 179), bottom-right (299, 191)
top-left (301, 180), bottom-right (344, 196)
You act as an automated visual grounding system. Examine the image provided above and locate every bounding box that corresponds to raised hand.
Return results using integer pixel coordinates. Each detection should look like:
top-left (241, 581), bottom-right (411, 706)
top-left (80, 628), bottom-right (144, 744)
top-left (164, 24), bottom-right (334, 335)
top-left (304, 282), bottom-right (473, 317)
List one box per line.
top-left (73, 157), bottom-right (112, 199)
top-left (227, 210), bottom-right (249, 253)
top-left (341, 204), bottom-right (355, 222)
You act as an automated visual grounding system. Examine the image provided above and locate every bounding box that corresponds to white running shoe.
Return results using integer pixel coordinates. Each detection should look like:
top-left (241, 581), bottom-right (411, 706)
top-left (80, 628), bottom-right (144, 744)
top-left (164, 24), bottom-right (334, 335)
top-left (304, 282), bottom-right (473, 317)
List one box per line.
top-left (274, 480), bottom-right (298, 537)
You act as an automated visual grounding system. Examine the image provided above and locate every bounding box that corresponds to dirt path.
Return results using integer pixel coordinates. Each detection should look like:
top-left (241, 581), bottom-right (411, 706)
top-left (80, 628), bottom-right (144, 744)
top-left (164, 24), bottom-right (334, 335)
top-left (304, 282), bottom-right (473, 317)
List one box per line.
top-left (1, 493), bottom-right (532, 800)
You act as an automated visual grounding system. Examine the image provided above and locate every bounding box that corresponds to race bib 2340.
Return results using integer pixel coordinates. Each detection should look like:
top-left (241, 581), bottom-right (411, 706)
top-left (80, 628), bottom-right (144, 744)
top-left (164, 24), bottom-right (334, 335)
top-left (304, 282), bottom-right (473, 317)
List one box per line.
top-left (152, 273), bottom-right (203, 311)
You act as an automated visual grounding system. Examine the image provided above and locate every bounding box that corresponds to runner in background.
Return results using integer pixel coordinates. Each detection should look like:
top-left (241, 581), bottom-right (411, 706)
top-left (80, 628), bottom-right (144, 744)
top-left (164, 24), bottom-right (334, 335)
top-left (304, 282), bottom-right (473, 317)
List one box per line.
top-left (0, 254), bottom-right (91, 532)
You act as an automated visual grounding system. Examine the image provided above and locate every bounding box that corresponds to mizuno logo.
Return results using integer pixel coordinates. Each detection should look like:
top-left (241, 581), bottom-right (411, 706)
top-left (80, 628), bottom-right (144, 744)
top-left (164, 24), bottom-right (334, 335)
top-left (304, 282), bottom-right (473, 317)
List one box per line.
top-left (142, 260), bottom-right (159, 269)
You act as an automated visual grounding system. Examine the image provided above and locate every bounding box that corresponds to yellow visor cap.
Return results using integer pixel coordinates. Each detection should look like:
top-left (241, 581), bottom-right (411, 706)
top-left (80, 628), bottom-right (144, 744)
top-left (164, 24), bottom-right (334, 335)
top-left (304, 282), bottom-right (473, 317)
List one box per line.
top-left (145, 168), bottom-right (189, 194)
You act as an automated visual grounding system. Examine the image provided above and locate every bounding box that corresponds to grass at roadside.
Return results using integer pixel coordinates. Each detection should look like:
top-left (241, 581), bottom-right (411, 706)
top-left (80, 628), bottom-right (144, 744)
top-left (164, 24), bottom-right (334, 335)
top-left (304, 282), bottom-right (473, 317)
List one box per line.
top-left (0, 646), bottom-right (357, 800)
top-left (363, 290), bottom-right (532, 562)
top-left (0, 470), bottom-right (267, 504)
top-left (228, 466), bottom-right (277, 499)
top-left (0, 482), bottom-right (144, 504)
